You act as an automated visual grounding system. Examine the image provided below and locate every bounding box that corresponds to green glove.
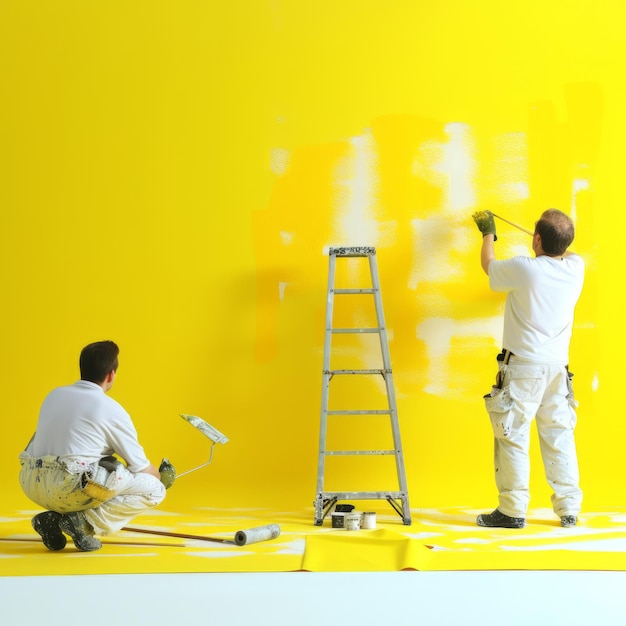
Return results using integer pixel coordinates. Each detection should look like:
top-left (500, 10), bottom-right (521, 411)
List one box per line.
top-left (159, 457), bottom-right (176, 489)
top-left (472, 210), bottom-right (497, 241)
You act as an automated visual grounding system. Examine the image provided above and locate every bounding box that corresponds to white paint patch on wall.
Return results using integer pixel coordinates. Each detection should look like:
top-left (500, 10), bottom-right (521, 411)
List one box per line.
top-left (592, 374), bottom-right (599, 392)
top-left (280, 231), bottom-right (293, 246)
top-left (415, 316), bottom-right (502, 396)
top-left (493, 133), bottom-right (529, 203)
top-left (412, 136), bottom-right (445, 190)
top-left (438, 122), bottom-right (476, 212)
top-left (408, 123), bottom-right (477, 289)
top-left (278, 234), bottom-right (292, 301)
top-left (409, 216), bottom-right (464, 287)
top-left (278, 281), bottom-right (288, 301)
top-left (407, 211), bottom-right (477, 287)
top-left (270, 147), bottom-right (291, 176)
top-left (412, 122), bottom-right (476, 212)
top-left (571, 178), bottom-right (589, 218)
top-left (331, 129), bottom-right (380, 246)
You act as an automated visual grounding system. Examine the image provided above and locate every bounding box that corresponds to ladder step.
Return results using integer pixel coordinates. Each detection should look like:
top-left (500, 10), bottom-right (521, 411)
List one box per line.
top-left (333, 288), bottom-right (376, 294)
top-left (329, 246), bottom-right (376, 257)
top-left (323, 450), bottom-right (398, 456)
top-left (318, 491), bottom-right (406, 500)
top-left (327, 410), bottom-right (391, 415)
top-left (331, 328), bottom-right (380, 334)
top-left (326, 369), bottom-right (388, 375)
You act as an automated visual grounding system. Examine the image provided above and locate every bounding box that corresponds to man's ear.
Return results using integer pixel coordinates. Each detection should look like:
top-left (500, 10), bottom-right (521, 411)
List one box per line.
top-left (105, 370), bottom-right (116, 384)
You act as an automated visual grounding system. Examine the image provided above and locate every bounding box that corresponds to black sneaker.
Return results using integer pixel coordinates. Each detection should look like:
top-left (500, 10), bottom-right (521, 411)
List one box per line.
top-left (32, 511), bottom-right (67, 551)
top-left (59, 512), bottom-right (102, 552)
top-left (561, 515), bottom-right (577, 527)
top-left (477, 508), bottom-right (525, 529)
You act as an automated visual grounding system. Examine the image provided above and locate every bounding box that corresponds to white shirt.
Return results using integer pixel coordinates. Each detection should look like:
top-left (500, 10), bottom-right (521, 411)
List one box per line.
top-left (28, 380), bottom-right (151, 473)
top-left (488, 253), bottom-right (584, 365)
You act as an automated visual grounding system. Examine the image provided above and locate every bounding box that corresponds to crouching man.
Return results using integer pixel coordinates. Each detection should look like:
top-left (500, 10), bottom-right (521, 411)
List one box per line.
top-left (19, 340), bottom-right (175, 551)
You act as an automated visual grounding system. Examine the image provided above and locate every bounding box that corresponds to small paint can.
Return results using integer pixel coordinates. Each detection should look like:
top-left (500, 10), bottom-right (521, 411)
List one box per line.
top-left (361, 512), bottom-right (376, 529)
top-left (331, 512), bottom-right (345, 528)
top-left (345, 512), bottom-right (361, 531)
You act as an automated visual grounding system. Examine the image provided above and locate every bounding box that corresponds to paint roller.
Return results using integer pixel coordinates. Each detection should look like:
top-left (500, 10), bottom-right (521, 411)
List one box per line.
top-left (121, 523), bottom-right (281, 546)
top-left (159, 414), bottom-right (229, 485)
top-left (175, 413), bottom-right (229, 477)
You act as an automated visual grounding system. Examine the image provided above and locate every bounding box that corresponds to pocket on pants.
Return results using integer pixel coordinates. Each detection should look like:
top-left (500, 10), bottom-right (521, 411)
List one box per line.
top-left (507, 363), bottom-right (545, 401)
top-left (483, 363), bottom-right (544, 439)
top-left (484, 385), bottom-right (516, 438)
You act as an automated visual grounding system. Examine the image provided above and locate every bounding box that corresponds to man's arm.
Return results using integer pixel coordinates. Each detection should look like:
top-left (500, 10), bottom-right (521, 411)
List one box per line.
top-left (481, 234), bottom-right (496, 275)
top-left (472, 210), bottom-right (497, 275)
top-left (140, 463), bottom-right (161, 479)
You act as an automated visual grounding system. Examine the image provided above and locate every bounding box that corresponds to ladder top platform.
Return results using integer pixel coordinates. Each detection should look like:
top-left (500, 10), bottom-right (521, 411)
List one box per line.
top-left (328, 246), bottom-right (376, 257)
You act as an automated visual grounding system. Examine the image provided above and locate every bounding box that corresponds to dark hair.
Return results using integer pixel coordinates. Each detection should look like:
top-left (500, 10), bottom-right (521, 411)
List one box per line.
top-left (534, 208), bottom-right (575, 256)
top-left (79, 340), bottom-right (119, 383)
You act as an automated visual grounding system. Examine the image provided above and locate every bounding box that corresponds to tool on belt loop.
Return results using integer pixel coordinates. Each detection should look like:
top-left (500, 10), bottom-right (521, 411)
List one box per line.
top-left (496, 349), bottom-right (513, 389)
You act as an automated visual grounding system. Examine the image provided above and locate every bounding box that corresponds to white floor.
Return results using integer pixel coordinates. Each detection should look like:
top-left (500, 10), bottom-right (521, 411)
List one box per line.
top-left (2, 571), bottom-right (626, 624)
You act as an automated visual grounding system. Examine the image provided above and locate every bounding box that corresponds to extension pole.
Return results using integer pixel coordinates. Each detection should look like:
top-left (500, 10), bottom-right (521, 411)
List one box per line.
top-left (0, 536), bottom-right (181, 548)
top-left (491, 213), bottom-right (534, 236)
top-left (122, 526), bottom-right (234, 544)
top-left (122, 523), bottom-right (281, 546)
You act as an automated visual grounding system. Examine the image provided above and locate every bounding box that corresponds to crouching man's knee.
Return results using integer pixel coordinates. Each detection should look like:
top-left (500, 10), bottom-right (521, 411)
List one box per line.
top-left (143, 474), bottom-right (167, 507)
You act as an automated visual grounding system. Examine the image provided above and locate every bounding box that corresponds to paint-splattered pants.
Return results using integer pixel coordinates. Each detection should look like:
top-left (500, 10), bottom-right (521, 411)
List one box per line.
top-left (19, 454), bottom-right (166, 536)
top-left (483, 357), bottom-right (582, 519)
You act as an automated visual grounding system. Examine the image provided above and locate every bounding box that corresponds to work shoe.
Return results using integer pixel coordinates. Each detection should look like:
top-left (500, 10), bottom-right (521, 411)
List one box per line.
top-left (561, 515), bottom-right (577, 528)
top-left (32, 511), bottom-right (67, 551)
top-left (477, 509), bottom-right (525, 529)
top-left (59, 512), bottom-right (102, 552)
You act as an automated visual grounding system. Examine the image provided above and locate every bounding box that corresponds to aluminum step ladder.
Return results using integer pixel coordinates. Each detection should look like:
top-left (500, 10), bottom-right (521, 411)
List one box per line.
top-left (314, 246), bottom-right (411, 525)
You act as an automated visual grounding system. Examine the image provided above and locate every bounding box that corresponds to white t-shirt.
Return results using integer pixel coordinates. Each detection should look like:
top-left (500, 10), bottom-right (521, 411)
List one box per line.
top-left (488, 253), bottom-right (584, 365)
top-left (28, 380), bottom-right (151, 473)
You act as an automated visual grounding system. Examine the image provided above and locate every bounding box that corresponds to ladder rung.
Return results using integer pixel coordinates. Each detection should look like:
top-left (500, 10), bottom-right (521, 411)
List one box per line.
top-left (331, 328), bottom-right (380, 334)
top-left (326, 369), bottom-right (387, 375)
top-left (318, 491), bottom-right (406, 500)
top-left (323, 450), bottom-right (398, 456)
top-left (329, 246), bottom-right (376, 257)
top-left (333, 288), bottom-right (376, 294)
top-left (327, 410), bottom-right (391, 415)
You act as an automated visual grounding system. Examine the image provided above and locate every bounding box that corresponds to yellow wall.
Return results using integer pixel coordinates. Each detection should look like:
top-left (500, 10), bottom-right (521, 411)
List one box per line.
top-left (1, 1), bottom-right (623, 514)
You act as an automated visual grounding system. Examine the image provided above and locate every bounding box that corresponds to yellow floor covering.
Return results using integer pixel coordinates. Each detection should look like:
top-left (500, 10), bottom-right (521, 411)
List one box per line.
top-left (2, 505), bottom-right (626, 576)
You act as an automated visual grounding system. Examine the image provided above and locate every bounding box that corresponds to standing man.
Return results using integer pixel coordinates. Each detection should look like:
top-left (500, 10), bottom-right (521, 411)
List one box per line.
top-left (472, 209), bottom-right (584, 528)
top-left (19, 340), bottom-right (175, 551)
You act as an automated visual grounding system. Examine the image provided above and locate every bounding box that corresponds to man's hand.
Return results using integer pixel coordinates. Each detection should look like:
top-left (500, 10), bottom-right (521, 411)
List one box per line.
top-left (472, 210), bottom-right (497, 241)
top-left (159, 458), bottom-right (176, 489)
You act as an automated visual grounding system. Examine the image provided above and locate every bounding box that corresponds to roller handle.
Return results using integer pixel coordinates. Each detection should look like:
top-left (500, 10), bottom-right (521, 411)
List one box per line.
top-left (491, 212), bottom-right (534, 236)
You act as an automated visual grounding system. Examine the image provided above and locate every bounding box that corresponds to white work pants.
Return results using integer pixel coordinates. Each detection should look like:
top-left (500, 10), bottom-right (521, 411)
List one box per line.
top-left (19, 454), bottom-right (166, 536)
top-left (484, 357), bottom-right (582, 518)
